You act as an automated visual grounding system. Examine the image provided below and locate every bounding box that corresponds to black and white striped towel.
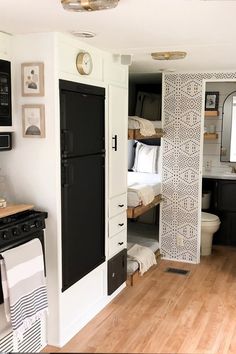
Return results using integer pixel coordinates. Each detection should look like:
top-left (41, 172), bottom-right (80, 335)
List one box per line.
top-left (0, 238), bottom-right (48, 341)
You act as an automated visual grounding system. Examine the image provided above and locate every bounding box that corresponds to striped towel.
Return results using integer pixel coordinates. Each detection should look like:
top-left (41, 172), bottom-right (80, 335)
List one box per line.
top-left (0, 239), bottom-right (48, 341)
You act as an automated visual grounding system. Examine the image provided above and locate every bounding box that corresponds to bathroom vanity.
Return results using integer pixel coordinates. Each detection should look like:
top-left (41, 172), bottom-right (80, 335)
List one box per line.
top-left (202, 173), bottom-right (236, 246)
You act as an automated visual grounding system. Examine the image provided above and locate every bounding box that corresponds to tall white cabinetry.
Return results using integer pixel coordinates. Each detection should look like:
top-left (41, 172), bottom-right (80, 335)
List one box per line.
top-left (108, 85), bottom-right (128, 259)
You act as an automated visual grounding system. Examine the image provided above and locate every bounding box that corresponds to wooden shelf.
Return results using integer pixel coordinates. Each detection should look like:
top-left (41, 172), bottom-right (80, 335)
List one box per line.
top-left (128, 128), bottom-right (164, 140)
top-left (204, 111), bottom-right (219, 117)
top-left (204, 133), bottom-right (218, 140)
top-left (127, 194), bottom-right (162, 219)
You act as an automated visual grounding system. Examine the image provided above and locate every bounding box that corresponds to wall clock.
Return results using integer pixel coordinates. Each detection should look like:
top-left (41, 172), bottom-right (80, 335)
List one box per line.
top-left (76, 52), bottom-right (93, 75)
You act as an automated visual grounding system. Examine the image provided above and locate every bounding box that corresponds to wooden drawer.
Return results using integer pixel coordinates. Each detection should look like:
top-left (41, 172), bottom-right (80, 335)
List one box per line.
top-left (108, 229), bottom-right (127, 258)
top-left (109, 193), bottom-right (127, 218)
top-left (108, 249), bottom-right (127, 295)
top-left (109, 211), bottom-right (127, 238)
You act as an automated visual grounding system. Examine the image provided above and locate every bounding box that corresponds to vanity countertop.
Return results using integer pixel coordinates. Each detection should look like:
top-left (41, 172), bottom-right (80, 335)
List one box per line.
top-left (203, 170), bottom-right (236, 180)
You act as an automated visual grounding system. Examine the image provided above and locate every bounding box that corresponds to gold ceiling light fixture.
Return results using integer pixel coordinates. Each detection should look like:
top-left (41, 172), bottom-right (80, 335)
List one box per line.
top-left (61, 0), bottom-right (119, 11)
top-left (151, 51), bottom-right (187, 60)
top-left (71, 31), bottom-right (96, 38)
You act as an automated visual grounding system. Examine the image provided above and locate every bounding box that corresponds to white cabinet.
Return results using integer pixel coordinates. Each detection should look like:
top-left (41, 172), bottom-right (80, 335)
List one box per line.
top-left (108, 84), bottom-right (128, 259)
top-left (108, 85), bottom-right (128, 198)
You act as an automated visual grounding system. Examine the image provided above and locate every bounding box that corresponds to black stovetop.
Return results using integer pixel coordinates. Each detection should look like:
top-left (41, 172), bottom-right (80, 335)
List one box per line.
top-left (0, 209), bottom-right (48, 248)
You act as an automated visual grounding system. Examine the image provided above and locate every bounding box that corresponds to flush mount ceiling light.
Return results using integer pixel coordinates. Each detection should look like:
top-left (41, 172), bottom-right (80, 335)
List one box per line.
top-left (151, 51), bottom-right (187, 60)
top-left (61, 0), bottom-right (119, 11)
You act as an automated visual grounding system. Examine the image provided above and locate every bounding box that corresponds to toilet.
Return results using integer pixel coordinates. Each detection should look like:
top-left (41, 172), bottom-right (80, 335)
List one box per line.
top-left (201, 212), bottom-right (221, 256)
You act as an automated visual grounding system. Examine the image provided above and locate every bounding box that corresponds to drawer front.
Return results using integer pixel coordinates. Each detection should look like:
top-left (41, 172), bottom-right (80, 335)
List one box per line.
top-left (108, 249), bottom-right (127, 295)
top-left (109, 212), bottom-right (127, 238)
top-left (108, 229), bottom-right (127, 258)
top-left (109, 193), bottom-right (127, 218)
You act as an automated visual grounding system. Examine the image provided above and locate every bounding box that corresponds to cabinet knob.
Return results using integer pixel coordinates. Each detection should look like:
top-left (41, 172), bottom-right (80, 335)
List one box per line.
top-left (118, 204), bottom-right (124, 208)
top-left (118, 223), bottom-right (124, 227)
top-left (118, 242), bottom-right (124, 246)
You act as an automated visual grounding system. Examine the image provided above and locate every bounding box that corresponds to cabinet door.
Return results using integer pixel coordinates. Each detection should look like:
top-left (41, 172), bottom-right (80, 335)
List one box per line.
top-left (217, 180), bottom-right (236, 211)
top-left (108, 249), bottom-right (127, 295)
top-left (108, 85), bottom-right (128, 198)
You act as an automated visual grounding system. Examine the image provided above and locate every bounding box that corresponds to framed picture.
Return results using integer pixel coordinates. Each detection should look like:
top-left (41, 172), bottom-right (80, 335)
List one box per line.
top-left (22, 104), bottom-right (45, 138)
top-left (21, 62), bottom-right (44, 96)
top-left (205, 91), bottom-right (219, 111)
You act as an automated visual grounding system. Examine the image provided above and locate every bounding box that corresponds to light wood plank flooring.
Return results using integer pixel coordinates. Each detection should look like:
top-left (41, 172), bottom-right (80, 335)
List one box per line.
top-left (44, 246), bottom-right (236, 354)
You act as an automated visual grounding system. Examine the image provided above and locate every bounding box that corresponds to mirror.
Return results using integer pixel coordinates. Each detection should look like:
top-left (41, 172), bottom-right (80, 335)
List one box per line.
top-left (221, 91), bottom-right (236, 162)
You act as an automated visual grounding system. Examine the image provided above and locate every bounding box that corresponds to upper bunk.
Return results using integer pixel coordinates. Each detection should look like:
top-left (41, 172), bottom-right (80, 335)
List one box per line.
top-left (128, 116), bottom-right (164, 140)
top-left (128, 87), bottom-right (163, 140)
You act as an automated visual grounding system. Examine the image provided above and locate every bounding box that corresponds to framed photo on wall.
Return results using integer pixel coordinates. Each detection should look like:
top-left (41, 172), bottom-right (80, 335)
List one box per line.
top-left (21, 62), bottom-right (44, 96)
top-left (205, 91), bottom-right (219, 111)
top-left (22, 104), bottom-right (45, 138)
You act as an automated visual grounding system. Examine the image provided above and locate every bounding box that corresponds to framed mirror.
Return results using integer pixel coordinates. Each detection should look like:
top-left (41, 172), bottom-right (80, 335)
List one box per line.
top-left (221, 91), bottom-right (236, 162)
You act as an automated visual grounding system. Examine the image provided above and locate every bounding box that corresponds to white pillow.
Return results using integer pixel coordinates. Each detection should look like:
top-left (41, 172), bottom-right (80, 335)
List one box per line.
top-left (132, 141), bottom-right (159, 173)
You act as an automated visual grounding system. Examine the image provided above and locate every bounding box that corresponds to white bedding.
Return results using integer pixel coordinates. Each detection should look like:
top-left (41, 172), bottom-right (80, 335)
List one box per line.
top-left (127, 235), bottom-right (159, 275)
top-left (127, 172), bottom-right (162, 207)
top-left (128, 116), bottom-right (162, 130)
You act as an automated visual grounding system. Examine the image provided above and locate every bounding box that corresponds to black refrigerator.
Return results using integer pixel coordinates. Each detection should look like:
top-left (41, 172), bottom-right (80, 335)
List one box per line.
top-left (59, 79), bottom-right (105, 292)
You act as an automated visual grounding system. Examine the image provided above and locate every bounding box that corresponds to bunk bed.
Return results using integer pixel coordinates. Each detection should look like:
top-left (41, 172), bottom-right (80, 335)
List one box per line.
top-left (126, 136), bottom-right (163, 285)
top-left (126, 223), bottom-right (161, 286)
top-left (127, 171), bottom-right (162, 218)
top-left (127, 137), bottom-right (163, 220)
top-left (128, 116), bottom-right (164, 140)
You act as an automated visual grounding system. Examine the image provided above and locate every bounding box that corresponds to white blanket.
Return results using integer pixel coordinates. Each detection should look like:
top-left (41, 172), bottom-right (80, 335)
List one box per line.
top-left (0, 239), bottom-right (48, 341)
top-left (128, 116), bottom-right (156, 136)
top-left (128, 183), bottom-right (155, 207)
top-left (127, 244), bottom-right (157, 276)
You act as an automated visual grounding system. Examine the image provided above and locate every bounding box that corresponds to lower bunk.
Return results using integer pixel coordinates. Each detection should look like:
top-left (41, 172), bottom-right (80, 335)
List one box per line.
top-left (126, 221), bottom-right (160, 286)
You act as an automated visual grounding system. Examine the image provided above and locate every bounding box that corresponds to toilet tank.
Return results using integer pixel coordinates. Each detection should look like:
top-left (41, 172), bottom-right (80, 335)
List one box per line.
top-left (202, 190), bottom-right (211, 210)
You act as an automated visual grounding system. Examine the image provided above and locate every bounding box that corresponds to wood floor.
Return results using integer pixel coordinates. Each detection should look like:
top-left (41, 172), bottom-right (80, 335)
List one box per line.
top-left (44, 246), bottom-right (236, 354)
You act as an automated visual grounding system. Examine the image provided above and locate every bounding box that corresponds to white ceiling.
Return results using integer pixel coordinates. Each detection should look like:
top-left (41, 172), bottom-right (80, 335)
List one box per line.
top-left (1, 0), bottom-right (236, 74)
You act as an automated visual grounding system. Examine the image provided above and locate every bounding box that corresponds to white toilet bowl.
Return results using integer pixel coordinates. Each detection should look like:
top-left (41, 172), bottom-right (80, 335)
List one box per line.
top-left (201, 212), bottom-right (221, 256)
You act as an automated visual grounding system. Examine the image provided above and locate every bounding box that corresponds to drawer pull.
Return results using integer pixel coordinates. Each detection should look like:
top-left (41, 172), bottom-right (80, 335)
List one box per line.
top-left (118, 204), bottom-right (124, 208)
top-left (118, 242), bottom-right (124, 246)
top-left (118, 223), bottom-right (124, 227)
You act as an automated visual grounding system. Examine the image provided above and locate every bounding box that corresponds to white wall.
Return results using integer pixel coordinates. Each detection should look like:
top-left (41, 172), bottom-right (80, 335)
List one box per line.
top-left (0, 32), bottom-right (60, 345)
top-left (203, 81), bottom-right (236, 170)
top-left (0, 32), bottom-right (128, 347)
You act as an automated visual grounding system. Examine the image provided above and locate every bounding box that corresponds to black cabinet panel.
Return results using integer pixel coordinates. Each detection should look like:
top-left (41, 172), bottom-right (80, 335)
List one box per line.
top-left (0, 59), bottom-right (12, 126)
top-left (60, 80), bottom-right (105, 157)
top-left (61, 154), bottom-right (105, 291)
top-left (108, 249), bottom-right (127, 295)
top-left (203, 178), bottom-right (236, 246)
top-left (217, 180), bottom-right (236, 211)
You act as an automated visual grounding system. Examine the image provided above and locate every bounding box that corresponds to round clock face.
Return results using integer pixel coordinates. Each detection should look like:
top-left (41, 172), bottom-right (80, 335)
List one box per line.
top-left (76, 52), bottom-right (93, 75)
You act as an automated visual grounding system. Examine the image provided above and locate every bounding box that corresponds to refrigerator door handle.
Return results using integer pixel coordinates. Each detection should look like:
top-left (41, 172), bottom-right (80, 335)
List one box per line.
top-left (62, 130), bottom-right (74, 156)
top-left (112, 134), bottom-right (118, 151)
top-left (62, 162), bottom-right (74, 188)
